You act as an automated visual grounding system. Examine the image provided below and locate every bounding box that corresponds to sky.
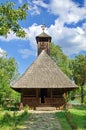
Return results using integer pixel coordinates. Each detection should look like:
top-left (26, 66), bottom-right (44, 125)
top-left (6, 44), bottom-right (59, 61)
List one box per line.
top-left (0, 0), bottom-right (86, 74)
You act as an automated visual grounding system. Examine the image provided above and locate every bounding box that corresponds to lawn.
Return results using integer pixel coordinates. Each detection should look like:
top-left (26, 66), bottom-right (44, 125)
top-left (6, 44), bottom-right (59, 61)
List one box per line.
top-left (0, 105), bottom-right (86, 130)
top-left (0, 108), bottom-right (31, 130)
top-left (69, 105), bottom-right (86, 130)
top-left (55, 112), bottom-right (71, 130)
top-left (56, 105), bottom-right (86, 130)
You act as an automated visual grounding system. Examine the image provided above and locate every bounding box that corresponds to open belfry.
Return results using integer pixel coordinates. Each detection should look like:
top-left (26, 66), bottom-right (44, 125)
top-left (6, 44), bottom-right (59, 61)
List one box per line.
top-left (11, 25), bottom-right (77, 110)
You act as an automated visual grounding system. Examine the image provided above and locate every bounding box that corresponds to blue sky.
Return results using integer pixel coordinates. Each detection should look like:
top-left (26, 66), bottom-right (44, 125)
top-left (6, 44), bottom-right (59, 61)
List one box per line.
top-left (0, 0), bottom-right (86, 74)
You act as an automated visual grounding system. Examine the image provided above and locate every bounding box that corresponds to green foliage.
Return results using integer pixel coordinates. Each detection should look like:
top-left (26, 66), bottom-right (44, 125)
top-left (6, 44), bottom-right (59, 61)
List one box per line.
top-left (0, 110), bottom-right (31, 130)
top-left (71, 55), bottom-right (86, 86)
top-left (70, 55), bottom-right (86, 104)
top-left (0, 56), bottom-right (20, 106)
top-left (24, 104), bottom-right (29, 111)
top-left (50, 43), bottom-right (72, 77)
top-left (84, 85), bottom-right (86, 104)
top-left (50, 43), bottom-right (86, 104)
top-left (0, 2), bottom-right (28, 37)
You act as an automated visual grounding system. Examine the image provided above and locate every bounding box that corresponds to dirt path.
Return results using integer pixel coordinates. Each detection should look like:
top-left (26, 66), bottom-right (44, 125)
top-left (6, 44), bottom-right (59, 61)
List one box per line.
top-left (22, 111), bottom-right (62, 130)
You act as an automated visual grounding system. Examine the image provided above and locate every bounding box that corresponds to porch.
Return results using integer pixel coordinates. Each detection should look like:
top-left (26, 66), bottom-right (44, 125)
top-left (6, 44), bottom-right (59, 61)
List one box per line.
top-left (20, 88), bottom-right (66, 110)
top-left (21, 97), bottom-right (65, 109)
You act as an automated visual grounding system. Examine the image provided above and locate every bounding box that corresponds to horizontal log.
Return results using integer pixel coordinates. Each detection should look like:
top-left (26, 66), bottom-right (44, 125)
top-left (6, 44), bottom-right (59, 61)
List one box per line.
top-left (22, 97), bottom-right (65, 107)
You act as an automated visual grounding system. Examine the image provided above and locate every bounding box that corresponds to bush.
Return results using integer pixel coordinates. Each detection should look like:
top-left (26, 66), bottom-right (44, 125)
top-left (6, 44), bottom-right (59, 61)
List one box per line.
top-left (0, 110), bottom-right (31, 129)
top-left (0, 112), bottom-right (12, 126)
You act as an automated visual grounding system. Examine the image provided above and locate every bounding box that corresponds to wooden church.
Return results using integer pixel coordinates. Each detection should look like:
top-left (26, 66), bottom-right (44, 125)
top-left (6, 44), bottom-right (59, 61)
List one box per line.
top-left (11, 25), bottom-right (77, 110)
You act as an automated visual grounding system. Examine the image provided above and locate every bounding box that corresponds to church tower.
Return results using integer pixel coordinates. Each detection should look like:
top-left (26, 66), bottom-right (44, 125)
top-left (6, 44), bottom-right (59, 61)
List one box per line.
top-left (36, 24), bottom-right (52, 56)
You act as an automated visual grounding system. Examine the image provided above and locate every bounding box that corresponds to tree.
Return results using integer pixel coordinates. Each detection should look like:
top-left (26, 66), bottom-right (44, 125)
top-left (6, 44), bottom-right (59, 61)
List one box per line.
top-left (50, 42), bottom-right (72, 77)
top-left (0, 2), bottom-right (28, 37)
top-left (71, 55), bottom-right (86, 104)
top-left (0, 56), bottom-right (20, 106)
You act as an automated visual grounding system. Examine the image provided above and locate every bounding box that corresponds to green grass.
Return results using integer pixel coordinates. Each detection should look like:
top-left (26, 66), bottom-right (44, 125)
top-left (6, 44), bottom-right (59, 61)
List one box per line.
top-left (0, 105), bottom-right (86, 130)
top-left (0, 109), bottom-right (31, 130)
top-left (69, 105), bottom-right (86, 130)
top-left (56, 105), bottom-right (86, 130)
top-left (55, 112), bottom-right (71, 130)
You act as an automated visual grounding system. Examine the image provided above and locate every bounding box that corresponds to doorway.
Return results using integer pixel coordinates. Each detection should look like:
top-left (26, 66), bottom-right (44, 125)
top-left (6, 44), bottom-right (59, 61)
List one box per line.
top-left (40, 89), bottom-right (47, 103)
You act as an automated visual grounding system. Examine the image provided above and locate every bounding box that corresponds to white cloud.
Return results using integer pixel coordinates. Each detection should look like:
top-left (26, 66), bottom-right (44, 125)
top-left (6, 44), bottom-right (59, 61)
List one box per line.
top-left (0, 30), bottom-right (27, 42)
top-left (23, 22), bottom-right (86, 56)
top-left (18, 49), bottom-right (35, 59)
top-left (0, 0), bottom-right (86, 57)
top-left (24, 23), bottom-right (50, 49)
top-left (84, 0), bottom-right (86, 8)
top-left (28, 0), bottom-right (48, 15)
top-left (27, 0), bottom-right (86, 24)
top-left (33, 0), bottom-right (48, 8)
top-left (18, 21), bottom-right (86, 56)
top-left (18, 0), bottom-right (23, 4)
top-left (48, 21), bottom-right (86, 55)
top-left (25, 24), bottom-right (42, 48)
top-left (0, 48), bottom-right (7, 57)
top-left (82, 23), bottom-right (86, 31)
top-left (48, 0), bottom-right (86, 24)
top-left (25, 0), bottom-right (86, 56)
top-left (28, 1), bottom-right (40, 15)
top-left (0, 31), bottom-right (20, 42)
top-left (29, 4), bottom-right (40, 15)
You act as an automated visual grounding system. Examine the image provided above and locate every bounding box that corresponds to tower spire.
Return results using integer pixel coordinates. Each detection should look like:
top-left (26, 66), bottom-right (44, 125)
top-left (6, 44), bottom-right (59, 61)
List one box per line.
top-left (41, 24), bottom-right (46, 32)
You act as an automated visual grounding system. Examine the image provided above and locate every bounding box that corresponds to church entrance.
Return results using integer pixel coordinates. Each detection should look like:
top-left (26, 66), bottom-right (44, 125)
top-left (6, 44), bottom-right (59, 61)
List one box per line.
top-left (40, 88), bottom-right (47, 103)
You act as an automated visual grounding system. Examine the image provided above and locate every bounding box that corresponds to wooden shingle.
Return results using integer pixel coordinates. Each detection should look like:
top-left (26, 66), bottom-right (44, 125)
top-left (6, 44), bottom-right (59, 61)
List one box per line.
top-left (11, 50), bottom-right (78, 89)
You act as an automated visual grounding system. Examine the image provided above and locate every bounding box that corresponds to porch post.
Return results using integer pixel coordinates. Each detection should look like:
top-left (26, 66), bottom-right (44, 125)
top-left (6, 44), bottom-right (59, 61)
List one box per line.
top-left (36, 88), bottom-right (38, 98)
top-left (50, 88), bottom-right (52, 98)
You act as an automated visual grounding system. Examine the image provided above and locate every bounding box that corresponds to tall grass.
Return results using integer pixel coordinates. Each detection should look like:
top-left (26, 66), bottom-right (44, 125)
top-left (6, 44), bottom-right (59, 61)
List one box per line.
top-left (0, 110), bottom-right (31, 130)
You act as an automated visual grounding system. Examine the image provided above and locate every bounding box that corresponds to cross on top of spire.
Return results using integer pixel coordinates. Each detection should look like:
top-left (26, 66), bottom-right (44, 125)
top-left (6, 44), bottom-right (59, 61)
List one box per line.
top-left (41, 24), bottom-right (46, 32)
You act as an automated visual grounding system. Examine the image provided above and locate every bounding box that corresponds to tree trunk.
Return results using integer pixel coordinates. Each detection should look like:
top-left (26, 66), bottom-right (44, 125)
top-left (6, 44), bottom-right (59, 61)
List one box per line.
top-left (81, 86), bottom-right (84, 104)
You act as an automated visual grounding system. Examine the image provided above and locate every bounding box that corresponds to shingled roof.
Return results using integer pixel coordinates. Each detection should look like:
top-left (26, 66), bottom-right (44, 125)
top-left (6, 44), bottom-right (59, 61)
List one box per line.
top-left (11, 50), bottom-right (77, 89)
top-left (36, 32), bottom-right (51, 38)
